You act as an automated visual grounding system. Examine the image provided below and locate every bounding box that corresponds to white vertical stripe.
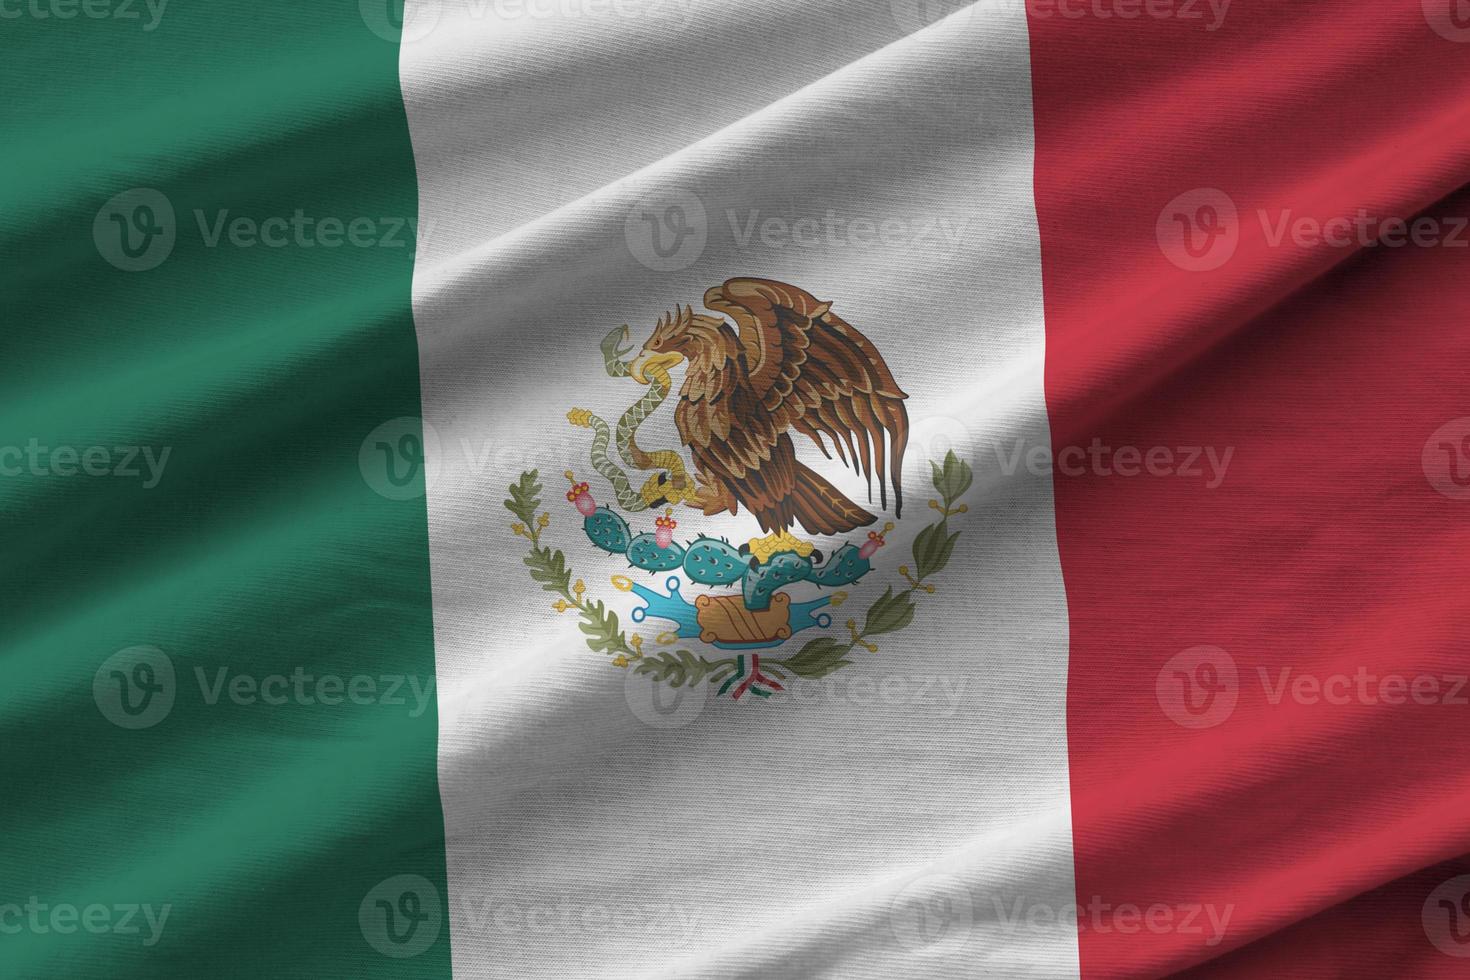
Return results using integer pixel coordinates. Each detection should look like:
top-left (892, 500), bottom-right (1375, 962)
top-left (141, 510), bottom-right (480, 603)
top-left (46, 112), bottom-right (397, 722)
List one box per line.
top-left (400, 2), bottom-right (1079, 976)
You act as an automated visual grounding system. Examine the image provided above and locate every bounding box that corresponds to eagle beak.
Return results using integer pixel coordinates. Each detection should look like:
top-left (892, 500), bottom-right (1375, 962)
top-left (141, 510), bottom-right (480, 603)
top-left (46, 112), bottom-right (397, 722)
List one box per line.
top-left (629, 350), bottom-right (685, 385)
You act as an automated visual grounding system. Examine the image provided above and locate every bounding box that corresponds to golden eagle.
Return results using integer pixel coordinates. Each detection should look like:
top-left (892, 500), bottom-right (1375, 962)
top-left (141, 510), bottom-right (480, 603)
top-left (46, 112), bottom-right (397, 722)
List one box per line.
top-left (629, 278), bottom-right (909, 538)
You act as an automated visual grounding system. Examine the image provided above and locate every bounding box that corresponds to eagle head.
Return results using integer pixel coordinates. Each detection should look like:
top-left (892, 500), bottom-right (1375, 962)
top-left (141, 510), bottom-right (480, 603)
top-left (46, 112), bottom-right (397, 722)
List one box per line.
top-left (629, 305), bottom-right (726, 384)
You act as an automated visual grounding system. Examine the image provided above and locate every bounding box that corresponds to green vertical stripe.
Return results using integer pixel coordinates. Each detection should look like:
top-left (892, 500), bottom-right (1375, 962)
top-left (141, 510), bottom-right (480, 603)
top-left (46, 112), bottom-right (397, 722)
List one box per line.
top-left (1, 3), bottom-right (451, 977)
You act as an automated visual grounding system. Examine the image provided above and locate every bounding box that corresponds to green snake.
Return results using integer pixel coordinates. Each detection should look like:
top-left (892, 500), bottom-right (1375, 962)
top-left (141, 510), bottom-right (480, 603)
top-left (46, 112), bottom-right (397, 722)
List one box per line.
top-left (567, 325), bottom-right (698, 512)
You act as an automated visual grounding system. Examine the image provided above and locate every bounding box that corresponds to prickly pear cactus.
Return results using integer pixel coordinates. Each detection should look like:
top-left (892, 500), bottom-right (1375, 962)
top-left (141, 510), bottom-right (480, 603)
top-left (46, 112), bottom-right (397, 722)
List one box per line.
top-left (581, 508), bottom-right (876, 612)
top-left (683, 536), bottom-right (746, 585)
top-left (810, 543), bottom-right (870, 587)
top-left (627, 533), bottom-right (685, 572)
top-left (742, 552), bottom-right (811, 611)
top-left (584, 507), bottom-right (631, 555)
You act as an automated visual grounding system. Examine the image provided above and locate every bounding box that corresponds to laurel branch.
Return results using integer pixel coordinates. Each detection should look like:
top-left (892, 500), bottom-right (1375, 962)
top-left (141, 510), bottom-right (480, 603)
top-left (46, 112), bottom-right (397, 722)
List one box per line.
top-left (505, 451), bottom-right (971, 698)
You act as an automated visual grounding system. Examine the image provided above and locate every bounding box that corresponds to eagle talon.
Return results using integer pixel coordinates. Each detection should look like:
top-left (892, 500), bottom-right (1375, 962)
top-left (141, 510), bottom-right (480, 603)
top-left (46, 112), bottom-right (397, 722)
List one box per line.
top-left (746, 530), bottom-right (815, 565)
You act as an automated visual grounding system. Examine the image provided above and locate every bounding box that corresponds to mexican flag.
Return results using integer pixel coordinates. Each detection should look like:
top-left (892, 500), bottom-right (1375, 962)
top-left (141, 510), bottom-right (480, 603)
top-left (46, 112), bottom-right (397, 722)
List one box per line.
top-left (6, 1), bottom-right (1470, 977)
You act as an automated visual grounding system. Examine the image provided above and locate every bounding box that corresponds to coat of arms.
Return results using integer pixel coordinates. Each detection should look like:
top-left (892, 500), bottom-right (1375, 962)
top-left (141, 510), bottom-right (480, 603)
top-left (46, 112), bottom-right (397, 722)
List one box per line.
top-left (505, 278), bottom-right (972, 700)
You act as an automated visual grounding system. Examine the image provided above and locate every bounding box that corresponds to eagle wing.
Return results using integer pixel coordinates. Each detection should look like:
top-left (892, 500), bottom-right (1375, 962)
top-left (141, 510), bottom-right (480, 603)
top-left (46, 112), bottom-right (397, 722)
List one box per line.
top-left (677, 360), bottom-right (802, 532)
top-left (703, 278), bottom-right (910, 517)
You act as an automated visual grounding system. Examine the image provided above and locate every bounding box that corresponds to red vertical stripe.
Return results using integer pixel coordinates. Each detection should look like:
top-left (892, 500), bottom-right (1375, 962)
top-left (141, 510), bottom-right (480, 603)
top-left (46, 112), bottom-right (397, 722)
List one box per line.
top-left (1027, 2), bottom-right (1470, 977)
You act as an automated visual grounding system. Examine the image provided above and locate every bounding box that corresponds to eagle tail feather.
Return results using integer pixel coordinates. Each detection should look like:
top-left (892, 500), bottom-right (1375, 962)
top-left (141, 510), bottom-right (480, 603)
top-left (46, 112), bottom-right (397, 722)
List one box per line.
top-left (791, 463), bottom-right (876, 536)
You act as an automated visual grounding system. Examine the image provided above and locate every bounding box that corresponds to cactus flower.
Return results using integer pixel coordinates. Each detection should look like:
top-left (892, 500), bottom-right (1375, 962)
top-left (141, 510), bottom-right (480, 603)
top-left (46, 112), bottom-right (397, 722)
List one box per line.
top-left (653, 510), bottom-right (677, 550)
top-left (565, 476), bottom-right (596, 516)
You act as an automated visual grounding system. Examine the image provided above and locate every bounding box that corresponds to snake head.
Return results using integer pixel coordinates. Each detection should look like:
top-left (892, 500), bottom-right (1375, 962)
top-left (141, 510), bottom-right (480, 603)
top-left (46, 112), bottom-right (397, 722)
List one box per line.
top-left (601, 324), bottom-right (634, 363)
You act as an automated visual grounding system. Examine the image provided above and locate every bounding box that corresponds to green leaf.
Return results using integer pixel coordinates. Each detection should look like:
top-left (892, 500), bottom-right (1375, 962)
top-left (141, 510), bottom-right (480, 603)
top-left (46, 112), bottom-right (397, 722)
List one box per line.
top-left (930, 452), bottom-right (972, 507)
top-left (578, 599), bottom-right (626, 654)
top-left (780, 636), bottom-right (853, 679)
top-left (912, 519), bottom-right (960, 581)
top-left (524, 546), bottom-right (571, 596)
top-left (863, 586), bottom-right (916, 637)
top-left (633, 650), bottom-right (731, 688)
top-left (504, 469), bottom-right (543, 527)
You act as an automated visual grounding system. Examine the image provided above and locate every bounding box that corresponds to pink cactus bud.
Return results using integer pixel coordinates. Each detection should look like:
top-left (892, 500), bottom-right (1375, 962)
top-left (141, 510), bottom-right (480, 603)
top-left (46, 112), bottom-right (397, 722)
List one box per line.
top-left (565, 477), bottom-right (596, 515)
top-left (653, 510), bottom-right (677, 549)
